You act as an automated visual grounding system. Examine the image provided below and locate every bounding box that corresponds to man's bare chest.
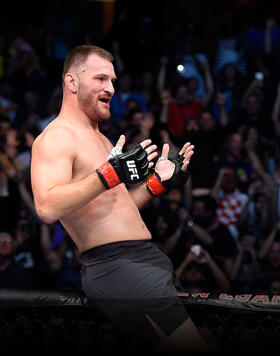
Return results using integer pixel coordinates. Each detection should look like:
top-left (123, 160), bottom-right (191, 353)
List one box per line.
top-left (72, 134), bottom-right (112, 180)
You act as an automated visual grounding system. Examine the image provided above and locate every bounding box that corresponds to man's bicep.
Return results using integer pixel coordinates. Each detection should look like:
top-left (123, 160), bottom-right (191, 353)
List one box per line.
top-left (31, 131), bottom-right (75, 200)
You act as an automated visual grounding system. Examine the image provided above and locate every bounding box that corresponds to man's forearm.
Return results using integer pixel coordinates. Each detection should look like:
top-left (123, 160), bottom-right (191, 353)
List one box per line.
top-left (34, 171), bottom-right (106, 223)
top-left (128, 181), bottom-right (154, 210)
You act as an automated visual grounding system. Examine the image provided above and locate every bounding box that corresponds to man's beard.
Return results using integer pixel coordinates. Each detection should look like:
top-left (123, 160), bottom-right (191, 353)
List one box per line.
top-left (94, 105), bottom-right (111, 122)
top-left (78, 90), bottom-right (111, 122)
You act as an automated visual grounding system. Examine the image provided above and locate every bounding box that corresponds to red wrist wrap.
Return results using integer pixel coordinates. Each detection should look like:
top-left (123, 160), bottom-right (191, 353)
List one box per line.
top-left (146, 172), bottom-right (167, 196)
top-left (97, 162), bottom-right (121, 189)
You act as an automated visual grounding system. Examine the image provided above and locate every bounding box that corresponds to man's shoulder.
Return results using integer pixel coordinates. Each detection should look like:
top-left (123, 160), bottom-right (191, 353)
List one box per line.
top-left (32, 122), bottom-right (79, 162)
top-left (34, 120), bottom-right (77, 147)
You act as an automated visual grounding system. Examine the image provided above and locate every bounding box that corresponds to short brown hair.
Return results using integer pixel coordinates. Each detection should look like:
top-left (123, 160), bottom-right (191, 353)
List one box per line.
top-left (62, 45), bottom-right (113, 83)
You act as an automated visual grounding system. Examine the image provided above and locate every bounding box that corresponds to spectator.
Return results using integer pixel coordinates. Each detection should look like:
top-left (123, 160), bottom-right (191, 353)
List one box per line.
top-left (247, 221), bottom-right (280, 293)
top-left (12, 89), bottom-right (42, 138)
top-left (269, 278), bottom-right (280, 295)
top-left (136, 69), bottom-right (160, 113)
top-left (213, 10), bottom-right (247, 78)
top-left (185, 109), bottom-right (223, 189)
top-left (151, 213), bottom-right (179, 251)
top-left (237, 127), bottom-right (277, 241)
top-left (259, 221), bottom-right (280, 261)
top-left (0, 115), bottom-right (11, 145)
top-left (0, 132), bottom-right (23, 232)
top-left (57, 246), bottom-right (82, 291)
top-left (237, 181), bottom-right (272, 246)
top-left (244, 16), bottom-right (280, 83)
top-left (230, 229), bottom-right (261, 293)
top-left (271, 82), bottom-right (280, 138)
top-left (39, 86), bottom-right (62, 131)
top-left (159, 56), bottom-right (214, 142)
top-left (175, 246), bottom-right (230, 293)
top-left (0, 231), bottom-right (36, 288)
top-left (175, 35), bottom-right (213, 100)
top-left (159, 83), bottom-right (203, 142)
top-left (162, 193), bottom-right (237, 279)
top-left (189, 194), bottom-right (237, 277)
top-left (159, 187), bottom-right (185, 222)
top-left (7, 38), bottom-right (47, 100)
top-left (109, 71), bottom-right (147, 126)
top-left (233, 77), bottom-right (275, 140)
top-left (39, 223), bottom-right (64, 288)
top-left (212, 166), bottom-right (249, 240)
top-left (150, 121), bottom-right (180, 160)
top-left (214, 131), bottom-right (252, 190)
top-left (212, 65), bottom-right (248, 128)
top-left (124, 111), bottom-right (156, 150)
top-left (0, 78), bottom-right (17, 121)
top-left (13, 213), bottom-right (42, 281)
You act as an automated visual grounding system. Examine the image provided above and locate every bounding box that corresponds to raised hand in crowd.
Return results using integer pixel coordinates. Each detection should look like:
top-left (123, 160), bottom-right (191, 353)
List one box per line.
top-left (259, 220), bottom-right (280, 259)
top-left (215, 91), bottom-right (229, 127)
top-left (159, 207), bottom-right (189, 255)
top-left (175, 245), bottom-right (230, 292)
top-left (230, 231), bottom-right (260, 290)
top-left (272, 82), bottom-right (280, 137)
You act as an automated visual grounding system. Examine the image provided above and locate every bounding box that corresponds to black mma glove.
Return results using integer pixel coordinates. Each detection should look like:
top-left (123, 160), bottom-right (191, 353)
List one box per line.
top-left (146, 153), bottom-right (190, 196)
top-left (96, 144), bottom-right (149, 189)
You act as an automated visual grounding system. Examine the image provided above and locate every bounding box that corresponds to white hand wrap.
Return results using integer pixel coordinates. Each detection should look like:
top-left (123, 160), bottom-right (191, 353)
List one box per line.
top-left (107, 147), bottom-right (123, 160)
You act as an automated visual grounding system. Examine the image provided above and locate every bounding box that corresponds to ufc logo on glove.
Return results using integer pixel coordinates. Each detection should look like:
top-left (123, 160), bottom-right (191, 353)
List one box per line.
top-left (96, 143), bottom-right (149, 189)
top-left (126, 160), bottom-right (139, 180)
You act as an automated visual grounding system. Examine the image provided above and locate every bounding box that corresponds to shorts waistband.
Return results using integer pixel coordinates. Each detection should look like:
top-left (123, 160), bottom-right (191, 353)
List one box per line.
top-left (82, 239), bottom-right (152, 260)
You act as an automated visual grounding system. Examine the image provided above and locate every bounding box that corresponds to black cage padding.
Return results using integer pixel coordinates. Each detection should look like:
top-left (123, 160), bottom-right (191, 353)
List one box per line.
top-left (1, 289), bottom-right (280, 355)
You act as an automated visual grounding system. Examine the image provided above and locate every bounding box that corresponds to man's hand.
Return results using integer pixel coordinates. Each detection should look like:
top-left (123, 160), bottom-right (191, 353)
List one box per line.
top-left (146, 142), bottom-right (194, 196)
top-left (97, 135), bottom-right (157, 189)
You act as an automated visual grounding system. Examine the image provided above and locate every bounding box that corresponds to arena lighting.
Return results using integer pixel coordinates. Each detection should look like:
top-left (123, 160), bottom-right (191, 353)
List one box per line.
top-left (177, 64), bottom-right (184, 72)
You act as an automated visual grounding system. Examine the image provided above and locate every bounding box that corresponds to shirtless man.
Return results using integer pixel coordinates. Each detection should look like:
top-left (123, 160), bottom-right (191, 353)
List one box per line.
top-left (31, 46), bottom-right (205, 354)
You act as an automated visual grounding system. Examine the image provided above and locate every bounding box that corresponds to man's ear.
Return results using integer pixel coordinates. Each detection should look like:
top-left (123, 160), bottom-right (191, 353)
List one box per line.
top-left (64, 73), bottom-right (78, 93)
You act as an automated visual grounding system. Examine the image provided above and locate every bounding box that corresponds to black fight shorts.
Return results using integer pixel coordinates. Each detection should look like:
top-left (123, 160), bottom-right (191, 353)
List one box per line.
top-left (81, 239), bottom-right (188, 352)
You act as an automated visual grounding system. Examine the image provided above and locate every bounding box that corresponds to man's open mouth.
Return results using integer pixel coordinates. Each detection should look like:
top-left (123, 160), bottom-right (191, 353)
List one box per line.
top-left (99, 98), bottom-right (110, 105)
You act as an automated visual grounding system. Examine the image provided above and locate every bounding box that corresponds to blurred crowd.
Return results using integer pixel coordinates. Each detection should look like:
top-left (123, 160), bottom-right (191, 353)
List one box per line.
top-left (1, 4), bottom-right (280, 297)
